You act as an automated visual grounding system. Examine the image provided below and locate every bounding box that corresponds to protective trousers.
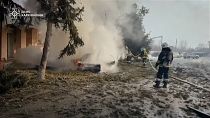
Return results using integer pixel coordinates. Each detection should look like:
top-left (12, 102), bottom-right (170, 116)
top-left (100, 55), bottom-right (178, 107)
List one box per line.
top-left (154, 67), bottom-right (169, 88)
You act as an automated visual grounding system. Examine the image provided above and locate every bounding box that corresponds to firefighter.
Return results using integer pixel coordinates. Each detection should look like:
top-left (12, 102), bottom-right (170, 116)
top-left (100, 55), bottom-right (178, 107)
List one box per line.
top-left (154, 42), bottom-right (173, 88)
top-left (140, 48), bottom-right (148, 66)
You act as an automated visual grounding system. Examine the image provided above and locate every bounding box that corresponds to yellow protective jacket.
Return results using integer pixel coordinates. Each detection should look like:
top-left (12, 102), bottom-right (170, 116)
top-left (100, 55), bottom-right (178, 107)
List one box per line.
top-left (142, 50), bottom-right (148, 59)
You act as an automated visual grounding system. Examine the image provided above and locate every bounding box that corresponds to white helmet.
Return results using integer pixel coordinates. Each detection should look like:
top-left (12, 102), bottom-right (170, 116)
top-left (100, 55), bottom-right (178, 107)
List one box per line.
top-left (161, 42), bottom-right (168, 48)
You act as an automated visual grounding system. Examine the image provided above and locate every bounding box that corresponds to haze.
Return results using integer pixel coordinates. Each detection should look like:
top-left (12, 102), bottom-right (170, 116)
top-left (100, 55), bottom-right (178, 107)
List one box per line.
top-left (141, 0), bottom-right (210, 48)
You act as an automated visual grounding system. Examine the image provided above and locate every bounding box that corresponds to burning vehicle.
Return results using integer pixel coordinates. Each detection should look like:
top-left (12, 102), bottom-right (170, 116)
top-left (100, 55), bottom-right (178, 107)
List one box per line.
top-left (74, 59), bottom-right (116, 73)
top-left (74, 59), bottom-right (101, 73)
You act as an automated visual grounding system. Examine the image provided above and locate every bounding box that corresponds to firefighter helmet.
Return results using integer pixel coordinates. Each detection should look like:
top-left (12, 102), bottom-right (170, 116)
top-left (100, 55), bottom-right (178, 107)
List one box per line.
top-left (161, 42), bottom-right (168, 48)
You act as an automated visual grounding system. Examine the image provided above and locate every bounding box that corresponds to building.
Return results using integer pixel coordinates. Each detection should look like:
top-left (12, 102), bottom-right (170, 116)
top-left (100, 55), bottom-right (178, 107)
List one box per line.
top-left (0, 24), bottom-right (38, 61)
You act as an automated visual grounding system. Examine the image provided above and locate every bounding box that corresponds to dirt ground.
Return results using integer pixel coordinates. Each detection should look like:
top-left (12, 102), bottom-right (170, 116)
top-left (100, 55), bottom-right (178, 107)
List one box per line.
top-left (0, 62), bottom-right (210, 118)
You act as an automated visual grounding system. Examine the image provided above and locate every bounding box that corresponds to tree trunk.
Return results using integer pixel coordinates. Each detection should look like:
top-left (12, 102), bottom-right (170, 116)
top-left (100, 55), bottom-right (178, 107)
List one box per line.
top-left (38, 22), bottom-right (53, 80)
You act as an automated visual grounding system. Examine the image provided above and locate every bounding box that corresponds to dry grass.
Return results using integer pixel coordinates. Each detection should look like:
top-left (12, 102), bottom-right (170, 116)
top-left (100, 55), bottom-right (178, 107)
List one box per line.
top-left (0, 70), bottom-right (28, 94)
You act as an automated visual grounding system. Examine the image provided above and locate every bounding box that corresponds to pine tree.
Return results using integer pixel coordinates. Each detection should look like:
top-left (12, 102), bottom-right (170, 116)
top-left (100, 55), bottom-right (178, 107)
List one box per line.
top-left (37, 0), bottom-right (84, 80)
top-left (0, 0), bottom-right (35, 27)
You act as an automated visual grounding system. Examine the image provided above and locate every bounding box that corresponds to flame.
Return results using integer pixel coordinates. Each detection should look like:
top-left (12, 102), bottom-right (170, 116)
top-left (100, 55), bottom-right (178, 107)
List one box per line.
top-left (73, 59), bottom-right (84, 68)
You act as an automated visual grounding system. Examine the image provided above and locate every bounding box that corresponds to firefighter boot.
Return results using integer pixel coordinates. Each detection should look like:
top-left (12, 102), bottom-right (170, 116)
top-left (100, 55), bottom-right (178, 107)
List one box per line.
top-left (153, 81), bottom-right (160, 88)
top-left (163, 81), bottom-right (168, 88)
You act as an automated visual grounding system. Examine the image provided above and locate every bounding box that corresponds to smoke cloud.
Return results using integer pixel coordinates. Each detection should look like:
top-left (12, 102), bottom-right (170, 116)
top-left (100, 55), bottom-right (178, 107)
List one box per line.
top-left (15, 0), bottom-right (146, 72)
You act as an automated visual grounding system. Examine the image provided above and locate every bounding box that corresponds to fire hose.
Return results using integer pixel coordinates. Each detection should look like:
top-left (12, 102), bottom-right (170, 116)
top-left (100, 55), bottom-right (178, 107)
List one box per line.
top-left (126, 47), bottom-right (210, 92)
top-left (148, 59), bottom-right (210, 117)
top-left (148, 59), bottom-right (210, 93)
top-left (127, 49), bottom-right (210, 116)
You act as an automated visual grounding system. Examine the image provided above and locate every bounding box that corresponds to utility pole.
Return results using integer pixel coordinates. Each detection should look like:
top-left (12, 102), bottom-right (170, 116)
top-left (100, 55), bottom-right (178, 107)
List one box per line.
top-left (184, 40), bottom-right (187, 51)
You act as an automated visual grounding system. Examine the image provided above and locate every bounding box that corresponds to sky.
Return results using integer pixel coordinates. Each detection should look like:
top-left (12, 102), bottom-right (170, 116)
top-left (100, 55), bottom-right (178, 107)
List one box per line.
top-left (15, 0), bottom-right (210, 48)
top-left (139, 0), bottom-right (210, 48)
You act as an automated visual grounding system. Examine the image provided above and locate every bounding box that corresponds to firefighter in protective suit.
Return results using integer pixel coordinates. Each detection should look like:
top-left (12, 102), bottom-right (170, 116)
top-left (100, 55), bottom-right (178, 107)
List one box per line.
top-left (154, 42), bottom-right (173, 88)
top-left (140, 48), bottom-right (148, 66)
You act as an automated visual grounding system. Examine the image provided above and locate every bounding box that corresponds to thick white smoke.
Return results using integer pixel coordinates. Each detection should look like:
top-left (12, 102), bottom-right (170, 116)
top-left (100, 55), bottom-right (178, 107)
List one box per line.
top-left (15, 0), bottom-right (139, 72)
top-left (74, 0), bottom-right (139, 72)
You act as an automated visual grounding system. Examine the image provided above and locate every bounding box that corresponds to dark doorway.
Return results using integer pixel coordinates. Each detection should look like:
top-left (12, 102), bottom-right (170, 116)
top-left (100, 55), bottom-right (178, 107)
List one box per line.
top-left (7, 32), bottom-right (16, 59)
